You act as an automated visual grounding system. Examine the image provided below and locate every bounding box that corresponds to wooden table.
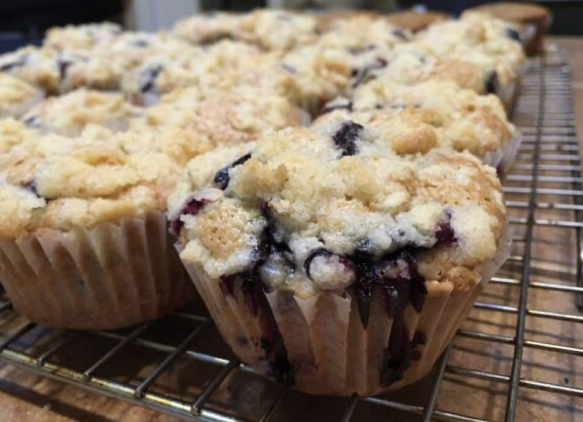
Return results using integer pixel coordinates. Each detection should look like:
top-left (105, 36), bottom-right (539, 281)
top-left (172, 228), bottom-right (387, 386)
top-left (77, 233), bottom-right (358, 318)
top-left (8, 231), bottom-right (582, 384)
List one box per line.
top-left (0, 37), bottom-right (582, 422)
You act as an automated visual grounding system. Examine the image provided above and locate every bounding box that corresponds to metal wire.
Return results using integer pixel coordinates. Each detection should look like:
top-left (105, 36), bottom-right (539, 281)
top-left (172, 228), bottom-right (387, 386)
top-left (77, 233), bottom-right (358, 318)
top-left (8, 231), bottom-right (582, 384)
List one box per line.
top-left (0, 49), bottom-right (581, 422)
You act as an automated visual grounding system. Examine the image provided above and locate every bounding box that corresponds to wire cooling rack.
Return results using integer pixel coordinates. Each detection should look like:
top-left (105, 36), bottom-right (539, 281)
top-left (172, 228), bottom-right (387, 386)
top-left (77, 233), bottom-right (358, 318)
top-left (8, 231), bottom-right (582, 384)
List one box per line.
top-left (0, 47), bottom-right (582, 422)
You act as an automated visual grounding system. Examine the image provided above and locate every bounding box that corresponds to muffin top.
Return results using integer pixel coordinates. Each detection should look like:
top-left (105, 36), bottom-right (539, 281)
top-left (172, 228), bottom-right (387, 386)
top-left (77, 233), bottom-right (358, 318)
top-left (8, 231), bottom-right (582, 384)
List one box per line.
top-left (0, 46), bottom-right (121, 94)
top-left (346, 43), bottom-right (486, 94)
top-left (280, 18), bottom-right (409, 109)
top-left (122, 40), bottom-right (268, 106)
top-left (22, 89), bottom-right (141, 136)
top-left (0, 119), bottom-right (198, 237)
top-left (0, 73), bottom-right (43, 119)
top-left (44, 22), bottom-right (122, 50)
top-left (129, 85), bottom-right (306, 150)
top-left (345, 79), bottom-right (514, 157)
top-left (171, 126), bottom-right (505, 299)
top-left (469, 2), bottom-right (550, 23)
top-left (415, 13), bottom-right (525, 72)
top-left (172, 9), bottom-right (318, 51)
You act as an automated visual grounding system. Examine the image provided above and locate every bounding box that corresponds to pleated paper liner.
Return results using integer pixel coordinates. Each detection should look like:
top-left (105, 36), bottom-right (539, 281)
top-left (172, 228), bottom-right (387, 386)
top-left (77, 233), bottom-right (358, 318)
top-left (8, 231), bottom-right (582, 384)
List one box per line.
top-left (181, 223), bottom-right (511, 396)
top-left (0, 210), bottom-right (194, 330)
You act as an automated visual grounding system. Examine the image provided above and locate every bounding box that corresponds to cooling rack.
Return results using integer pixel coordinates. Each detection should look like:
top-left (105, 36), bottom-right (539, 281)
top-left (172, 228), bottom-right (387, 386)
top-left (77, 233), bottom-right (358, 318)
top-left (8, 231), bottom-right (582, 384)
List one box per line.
top-left (0, 47), bottom-right (582, 422)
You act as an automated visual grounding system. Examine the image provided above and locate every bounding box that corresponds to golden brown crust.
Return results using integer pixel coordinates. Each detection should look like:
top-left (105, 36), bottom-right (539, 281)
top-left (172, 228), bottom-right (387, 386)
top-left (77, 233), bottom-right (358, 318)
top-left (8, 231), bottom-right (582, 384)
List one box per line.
top-left (386, 9), bottom-right (450, 32)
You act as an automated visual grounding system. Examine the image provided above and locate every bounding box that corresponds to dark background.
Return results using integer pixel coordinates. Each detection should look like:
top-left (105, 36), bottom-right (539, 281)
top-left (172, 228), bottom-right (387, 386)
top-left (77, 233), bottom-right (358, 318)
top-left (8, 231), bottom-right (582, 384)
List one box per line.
top-left (0, 0), bottom-right (580, 53)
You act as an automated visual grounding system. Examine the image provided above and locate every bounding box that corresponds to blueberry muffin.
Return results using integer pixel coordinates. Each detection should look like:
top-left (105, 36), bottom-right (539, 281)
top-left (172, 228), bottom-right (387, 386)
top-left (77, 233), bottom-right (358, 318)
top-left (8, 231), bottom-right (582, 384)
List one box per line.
top-left (44, 22), bottom-right (122, 51)
top-left (0, 120), bottom-right (195, 329)
top-left (344, 79), bottom-right (518, 172)
top-left (169, 126), bottom-right (509, 396)
top-left (468, 2), bottom-right (551, 55)
top-left (0, 73), bottom-right (44, 119)
top-left (22, 89), bottom-right (141, 136)
top-left (415, 13), bottom-right (525, 110)
top-left (172, 9), bottom-right (318, 51)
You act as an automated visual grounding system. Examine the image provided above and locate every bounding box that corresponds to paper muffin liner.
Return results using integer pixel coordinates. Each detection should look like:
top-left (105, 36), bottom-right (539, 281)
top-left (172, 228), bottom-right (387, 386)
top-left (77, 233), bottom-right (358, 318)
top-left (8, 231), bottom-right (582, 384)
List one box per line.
top-left (180, 223), bottom-right (511, 396)
top-left (481, 128), bottom-right (522, 179)
top-left (0, 211), bottom-right (194, 330)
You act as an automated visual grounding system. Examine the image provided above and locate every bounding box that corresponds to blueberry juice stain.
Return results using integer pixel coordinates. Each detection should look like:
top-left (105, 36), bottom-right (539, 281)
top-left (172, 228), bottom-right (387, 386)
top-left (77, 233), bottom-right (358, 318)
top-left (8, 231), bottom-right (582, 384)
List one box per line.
top-left (217, 203), bottom-right (295, 386)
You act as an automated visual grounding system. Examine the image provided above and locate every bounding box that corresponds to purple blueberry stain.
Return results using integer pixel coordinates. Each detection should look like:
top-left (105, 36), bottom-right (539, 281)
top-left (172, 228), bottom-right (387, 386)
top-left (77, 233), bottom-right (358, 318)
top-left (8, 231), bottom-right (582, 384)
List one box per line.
top-left (169, 196), bottom-right (207, 237)
top-left (213, 153), bottom-right (252, 190)
top-left (332, 120), bottom-right (363, 156)
top-left (435, 211), bottom-right (457, 247)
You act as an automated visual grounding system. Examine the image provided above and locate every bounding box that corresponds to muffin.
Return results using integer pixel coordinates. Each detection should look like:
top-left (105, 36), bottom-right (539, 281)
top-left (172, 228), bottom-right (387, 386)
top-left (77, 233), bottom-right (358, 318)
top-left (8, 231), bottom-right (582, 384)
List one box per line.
top-left (342, 78), bottom-right (519, 173)
top-left (386, 9), bottom-right (450, 33)
top-left (0, 73), bottom-right (44, 120)
top-left (44, 22), bottom-right (122, 51)
top-left (414, 13), bottom-right (525, 110)
top-left (169, 126), bottom-right (510, 396)
top-left (468, 2), bottom-right (551, 55)
top-left (22, 89), bottom-right (141, 136)
top-left (0, 120), bottom-right (196, 329)
top-left (172, 9), bottom-right (319, 51)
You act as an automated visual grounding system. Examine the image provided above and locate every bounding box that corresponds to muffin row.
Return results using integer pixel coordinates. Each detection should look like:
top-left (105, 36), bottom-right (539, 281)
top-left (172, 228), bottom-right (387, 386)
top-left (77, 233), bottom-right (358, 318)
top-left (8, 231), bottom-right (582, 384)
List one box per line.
top-left (0, 7), bottom-right (529, 396)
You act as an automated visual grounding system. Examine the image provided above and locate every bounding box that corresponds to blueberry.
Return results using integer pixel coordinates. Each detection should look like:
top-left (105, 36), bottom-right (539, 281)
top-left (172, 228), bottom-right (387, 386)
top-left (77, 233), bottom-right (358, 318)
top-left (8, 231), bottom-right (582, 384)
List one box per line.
top-left (23, 115), bottom-right (41, 128)
top-left (505, 28), bottom-right (521, 43)
top-left (0, 54), bottom-right (28, 72)
top-left (351, 57), bottom-right (388, 88)
top-left (281, 63), bottom-right (297, 74)
top-left (435, 221), bottom-right (456, 247)
top-left (332, 120), bottom-right (363, 156)
top-left (21, 180), bottom-right (41, 198)
top-left (139, 64), bottom-right (163, 93)
top-left (213, 153), bottom-right (252, 190)
top-left (57, 59), bottom-right (72, 81)
top-left (349, 44), bottom-right (376, 55)
top-left (391, 28), bottom-right (409, 41)
top-left (168, 196), bottom-right (206, 237)
top-left (132, 39), bottom-right (150, 48)
top-left (485, 70), bottom-right (498, 94)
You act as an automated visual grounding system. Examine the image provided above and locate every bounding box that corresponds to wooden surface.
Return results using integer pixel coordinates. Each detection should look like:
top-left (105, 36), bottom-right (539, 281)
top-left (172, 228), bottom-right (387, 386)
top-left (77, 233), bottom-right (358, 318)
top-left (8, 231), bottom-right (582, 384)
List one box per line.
top-left (0, 37), bottom-right (582, 422)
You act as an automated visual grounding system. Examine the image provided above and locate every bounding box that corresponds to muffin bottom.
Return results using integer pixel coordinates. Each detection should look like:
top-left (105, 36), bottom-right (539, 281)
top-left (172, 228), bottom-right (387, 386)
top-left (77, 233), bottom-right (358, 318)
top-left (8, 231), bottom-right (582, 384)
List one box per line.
top-left (180, 225), bottom-right (511, 396)
top-left (0, 211), bottom-right (194, 330)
